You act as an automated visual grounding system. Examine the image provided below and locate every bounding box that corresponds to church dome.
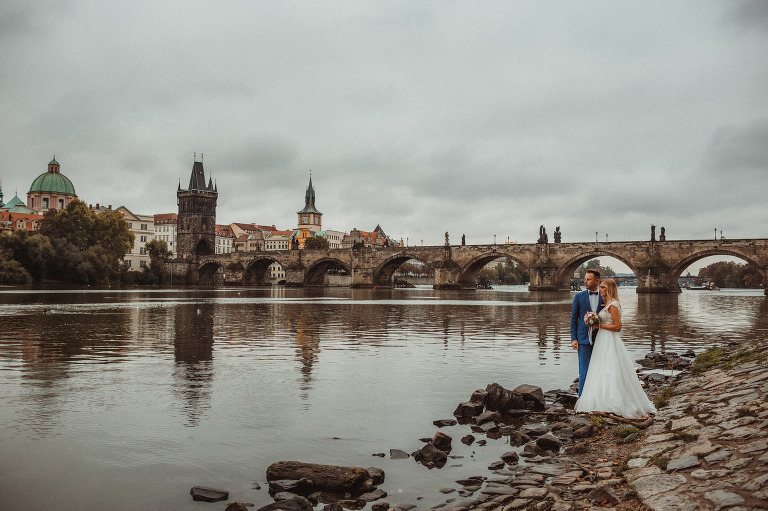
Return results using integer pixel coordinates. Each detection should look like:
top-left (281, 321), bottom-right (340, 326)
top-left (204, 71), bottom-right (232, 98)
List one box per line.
top-left (28, 158), bottom-right (77, 195)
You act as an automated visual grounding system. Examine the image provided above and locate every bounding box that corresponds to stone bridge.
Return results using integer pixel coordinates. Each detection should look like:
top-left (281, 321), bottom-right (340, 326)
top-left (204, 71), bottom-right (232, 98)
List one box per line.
top-left (169, 238), bottom-right (768, 294)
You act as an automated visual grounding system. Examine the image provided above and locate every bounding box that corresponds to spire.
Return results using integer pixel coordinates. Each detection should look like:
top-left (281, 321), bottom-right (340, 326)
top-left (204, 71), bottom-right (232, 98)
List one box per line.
top-left (297, 171), bottom-right (321, 215)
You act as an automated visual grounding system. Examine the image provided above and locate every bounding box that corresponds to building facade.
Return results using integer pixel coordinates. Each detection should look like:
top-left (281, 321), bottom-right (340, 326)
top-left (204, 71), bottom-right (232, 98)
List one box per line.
top-left (116, 206), bottom-right (154, 270)
top-left (177, 158), bottom-right (217, 260)
top-left (154, 213), bottom-right (178, 257)
top-left (27, 158), bottom-right (78, 213)
top-left (215, 224), bottom-right (235, 254)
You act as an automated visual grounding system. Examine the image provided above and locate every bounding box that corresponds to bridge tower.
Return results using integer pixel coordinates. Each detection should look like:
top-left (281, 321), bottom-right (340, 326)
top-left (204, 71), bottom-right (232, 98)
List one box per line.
top-left (177, 156), bottom-right (218, 260)
top-left (297, 175), bottom-right (322, 232)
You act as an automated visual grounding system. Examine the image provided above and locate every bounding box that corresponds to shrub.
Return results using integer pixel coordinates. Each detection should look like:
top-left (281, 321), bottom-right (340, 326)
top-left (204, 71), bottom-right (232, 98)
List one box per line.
top-left (653, 386), bottom-right (675, 408)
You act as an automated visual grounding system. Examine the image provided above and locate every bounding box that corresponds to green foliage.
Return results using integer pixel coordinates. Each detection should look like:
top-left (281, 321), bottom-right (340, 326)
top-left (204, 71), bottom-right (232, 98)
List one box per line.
top-left (303, 235), bottom-right (329, 250)
top-left (36, 200), bottom-right (134, 284)
top-left (578, 259), bottom-right (616, 277)
top-left (653, 386), bottom-right (675, 408)
top-left (698, 260), bottom-right (765, 288)
top-left (0, 230), bottom-right (54, 282)
top-left (613, 425), bottom-right (640, 444)
top-left (589, 415), bottom-right (607, 429)
top-left (691, 347), bottom-right (728, 375)
top-left (476, 258), bottom-right (530, 285)
top-left (0, 255), bottom-right (32, 284)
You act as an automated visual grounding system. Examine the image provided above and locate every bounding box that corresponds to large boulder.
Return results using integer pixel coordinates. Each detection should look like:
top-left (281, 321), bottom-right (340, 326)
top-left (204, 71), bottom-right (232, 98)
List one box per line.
top-left (266, 462), bottom-right (372, 493)
top-left (485, 383), bottom-right (524, 413)
top-left (513, 384), bottom-right (546, 411)
top-left (453, 401), bottom-right (484, 418)
top-left (431, 431), bottom-right (452, 453)
top-left (412, 442), bottom-right (448, 468)
top-left (256, 498), bottom-right (314, 511)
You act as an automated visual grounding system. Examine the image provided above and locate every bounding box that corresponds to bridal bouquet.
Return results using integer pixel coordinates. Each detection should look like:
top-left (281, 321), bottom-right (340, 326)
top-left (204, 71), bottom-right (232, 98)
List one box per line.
top-left (584, 312), bottom-right (599, 326)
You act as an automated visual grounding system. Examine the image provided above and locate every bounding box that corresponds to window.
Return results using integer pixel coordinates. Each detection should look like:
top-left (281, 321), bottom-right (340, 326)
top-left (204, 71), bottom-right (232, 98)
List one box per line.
top-left (140, 235), bottom-right (147, 242)
top-left (59, 199), bottom-right (64, 209)
top-left (127, 260), bottom-right (132, 267)
top-left (140, 247), bottom-right (146, 254)
top-left (140, 260), bottom-right (147, 268)
top-left (42, 198), bottom-right (49, 209)
top-left (140, 224), bottom-right (148, 230)
top-left (314, 217), bottom-right (319, 225)
top-left (302, 217), bottom-right (308, 224)
top-left (128, 223), bottom-right (133, 229)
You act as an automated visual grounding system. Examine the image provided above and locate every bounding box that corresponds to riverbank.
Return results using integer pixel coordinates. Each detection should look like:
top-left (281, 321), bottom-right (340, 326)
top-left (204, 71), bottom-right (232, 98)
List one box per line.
top-left (410, 339), bottom-right (768, 511)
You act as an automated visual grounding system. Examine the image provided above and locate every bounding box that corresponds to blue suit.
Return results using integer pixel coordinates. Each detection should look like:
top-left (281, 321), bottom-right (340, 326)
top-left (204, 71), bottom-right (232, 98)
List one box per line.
top-left (570, 290), bottom-right (604, 396)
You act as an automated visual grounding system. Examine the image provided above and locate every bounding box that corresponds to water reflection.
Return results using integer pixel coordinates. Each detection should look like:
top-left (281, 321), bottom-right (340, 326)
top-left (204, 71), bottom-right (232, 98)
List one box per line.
top-left (172, 303), bottom-right (214, 427)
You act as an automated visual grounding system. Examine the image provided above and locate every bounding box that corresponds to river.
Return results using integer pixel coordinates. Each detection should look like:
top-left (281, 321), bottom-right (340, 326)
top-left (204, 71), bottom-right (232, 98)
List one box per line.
top-left (0, 285), bottom-right (765, 510)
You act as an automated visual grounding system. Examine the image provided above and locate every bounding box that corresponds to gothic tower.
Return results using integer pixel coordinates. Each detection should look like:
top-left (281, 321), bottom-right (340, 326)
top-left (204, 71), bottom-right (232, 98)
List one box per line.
top-left (297, 176), bottom-right (322, 232)
top-left (177, 156), bottom-right (218, 259)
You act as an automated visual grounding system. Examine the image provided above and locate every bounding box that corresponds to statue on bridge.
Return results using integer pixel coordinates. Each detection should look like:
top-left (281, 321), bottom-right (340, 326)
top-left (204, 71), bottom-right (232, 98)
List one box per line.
top-left (445, 232), bottom-right (449, 246)
top-left (651, 225), bottom-right (656, 242)
top-left (537, 225), bottom-right (548, 244)
top-left (554, 226), bottom-right (561, 244)
top-left (659, 227), bottom-right (666, 242)
top-left (461, 234), bottom-right (465, 246)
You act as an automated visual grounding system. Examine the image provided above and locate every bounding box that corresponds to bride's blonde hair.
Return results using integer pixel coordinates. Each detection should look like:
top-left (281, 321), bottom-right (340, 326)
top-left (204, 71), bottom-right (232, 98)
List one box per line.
top-left (600, 278), bottom-right (620, 305)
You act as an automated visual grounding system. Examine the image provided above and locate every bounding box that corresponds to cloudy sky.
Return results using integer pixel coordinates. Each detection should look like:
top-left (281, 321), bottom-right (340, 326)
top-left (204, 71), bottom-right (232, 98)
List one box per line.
top-left (2, 1), bottom-right (767, 255)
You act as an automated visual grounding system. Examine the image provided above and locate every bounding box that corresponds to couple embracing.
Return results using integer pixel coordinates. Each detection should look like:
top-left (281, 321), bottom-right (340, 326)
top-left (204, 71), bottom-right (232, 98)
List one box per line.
top-left (570, 269), bottom-right (655, 418)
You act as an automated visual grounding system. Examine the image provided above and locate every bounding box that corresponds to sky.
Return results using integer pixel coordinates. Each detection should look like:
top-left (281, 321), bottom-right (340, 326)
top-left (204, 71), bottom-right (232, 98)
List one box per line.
top-left (2, 1), bottom-right (767, 261)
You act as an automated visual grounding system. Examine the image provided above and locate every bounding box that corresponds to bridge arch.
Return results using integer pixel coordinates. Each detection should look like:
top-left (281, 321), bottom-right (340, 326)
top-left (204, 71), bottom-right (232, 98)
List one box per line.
top-left (305, 258), bottom-right (350, 286)
top-left (199, 260), bottom-right (224, 285)
top-left (244, 256), bottom-right (282, 286)
top-left (556, 251), bottom-right (640, 287)
top-left (670, 249), bottom-right (766, 282)
top-left (459, 253), bottom-right (531, 288)
top-left (373, 254), bottom-right (434, 287)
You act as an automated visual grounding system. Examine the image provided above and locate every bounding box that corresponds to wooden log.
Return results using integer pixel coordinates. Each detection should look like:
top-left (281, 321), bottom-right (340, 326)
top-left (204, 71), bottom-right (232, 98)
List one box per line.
top-left (266, 462), bottom-right (372, 492)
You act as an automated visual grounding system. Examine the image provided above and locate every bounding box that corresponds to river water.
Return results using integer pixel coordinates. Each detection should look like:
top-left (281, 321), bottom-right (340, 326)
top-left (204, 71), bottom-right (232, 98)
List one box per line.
top-left (0, 285), bottom-right (765, 510)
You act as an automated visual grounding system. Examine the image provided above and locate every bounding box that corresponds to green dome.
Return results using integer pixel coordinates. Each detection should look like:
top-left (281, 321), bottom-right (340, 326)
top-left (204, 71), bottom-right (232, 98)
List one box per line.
top-left (29, 171), bottom-right (76, 195)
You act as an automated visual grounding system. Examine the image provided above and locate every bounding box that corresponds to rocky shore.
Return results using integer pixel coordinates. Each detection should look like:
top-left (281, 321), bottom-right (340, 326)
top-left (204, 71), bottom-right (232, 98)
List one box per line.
top-left (192, 339), bottom-right (767, 511)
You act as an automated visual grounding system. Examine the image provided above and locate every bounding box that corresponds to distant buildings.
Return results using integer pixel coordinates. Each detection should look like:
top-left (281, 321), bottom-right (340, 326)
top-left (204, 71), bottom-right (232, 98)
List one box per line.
top-left (116, 206), bottom-right (154, 270)
top-left (26, 157), bottom-right (78, 213)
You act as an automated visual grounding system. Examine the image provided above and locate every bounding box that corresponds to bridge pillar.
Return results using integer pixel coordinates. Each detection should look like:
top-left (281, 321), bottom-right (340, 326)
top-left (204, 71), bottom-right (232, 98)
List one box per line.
top-left (351, 267), bottom-right (374, 288)
top-left (636, 263), bottom-right (681, 294)
top-left (433, 259), bottom-right (463, 290)
top-left (528, 265), bottom-right (569, 292)
top-left (284, 266), bottom-right (305, 287)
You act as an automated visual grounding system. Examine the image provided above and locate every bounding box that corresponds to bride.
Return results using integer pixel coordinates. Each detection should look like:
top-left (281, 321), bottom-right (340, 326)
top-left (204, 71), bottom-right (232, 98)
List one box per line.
top-left (575, 278), bottom-right (656, 418)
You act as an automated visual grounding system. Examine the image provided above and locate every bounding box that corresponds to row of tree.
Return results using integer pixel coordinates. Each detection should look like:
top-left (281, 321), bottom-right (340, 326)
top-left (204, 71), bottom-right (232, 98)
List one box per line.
top-left (477, 259), bottom-right (530, 285)
top-left (698, 261), bottom-right (765, 288)
top-left (0, 200), bottom-right (172, 285)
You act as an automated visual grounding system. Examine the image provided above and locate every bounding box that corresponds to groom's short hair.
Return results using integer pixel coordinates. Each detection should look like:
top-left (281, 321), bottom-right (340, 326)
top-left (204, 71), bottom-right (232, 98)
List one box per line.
top-left (586, 269), bottom-right (601, 279)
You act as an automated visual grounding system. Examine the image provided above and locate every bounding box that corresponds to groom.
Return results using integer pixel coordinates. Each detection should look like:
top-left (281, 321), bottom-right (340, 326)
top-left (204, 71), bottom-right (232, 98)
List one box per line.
top-left (570, 269), bottom-right (604, 396)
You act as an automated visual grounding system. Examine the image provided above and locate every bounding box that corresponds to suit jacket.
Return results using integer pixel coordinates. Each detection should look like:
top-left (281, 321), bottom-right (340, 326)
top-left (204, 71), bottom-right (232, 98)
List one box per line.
top-left (570, 290), bottom-right (604, 345)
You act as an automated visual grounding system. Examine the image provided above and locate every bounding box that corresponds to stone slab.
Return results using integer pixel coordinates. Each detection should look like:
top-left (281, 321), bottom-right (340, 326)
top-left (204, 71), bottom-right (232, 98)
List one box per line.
top-left (666, 455), bottom-right (701, 472)
top-left (670, 416), bottom-right (700, 431)
top-left (633, 473), bottom-right (687, 499)
top-left (643, 494), bottom-right (704, 511)
top-left (703, 490), bottom-right (745, 510)
top-left (667, 438), bottom-right (717, 458)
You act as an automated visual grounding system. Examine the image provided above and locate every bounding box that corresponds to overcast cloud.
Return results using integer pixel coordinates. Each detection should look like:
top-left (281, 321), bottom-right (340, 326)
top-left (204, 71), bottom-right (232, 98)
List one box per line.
top-left (2, 1), bottom-right (766, 256)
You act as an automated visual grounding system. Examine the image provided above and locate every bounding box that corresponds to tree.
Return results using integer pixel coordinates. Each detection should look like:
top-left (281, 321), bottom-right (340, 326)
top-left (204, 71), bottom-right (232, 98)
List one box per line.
top-left (578, 259), bottom-right (616, 278)
top-left (0, 255), bottom-right (31, 284)
top-left (477, 267), bottom-right (497, 285)
top-left (699, 261), bottom-right (764, 288)
top-left (40, 199), bottom-right (135, 284)
top-left (0, 230), bottom-right (54, 282)
top-left (143, 239), bottom-right (172, 284)
top-left (303, 235), bottom-right (329, 250)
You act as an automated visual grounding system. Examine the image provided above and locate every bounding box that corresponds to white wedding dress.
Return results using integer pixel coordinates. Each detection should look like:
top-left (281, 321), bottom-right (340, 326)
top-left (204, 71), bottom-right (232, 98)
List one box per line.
top-left (575, 302), bottom-right (656, 418)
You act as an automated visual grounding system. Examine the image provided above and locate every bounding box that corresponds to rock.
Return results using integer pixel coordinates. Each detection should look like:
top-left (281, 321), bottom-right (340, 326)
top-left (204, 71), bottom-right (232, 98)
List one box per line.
top-left (586, 484), bottom-right (620, 506)
top-left (367, 467), bottom-right (385, 485)
top-left (704, 490), bottom-right (745, 510)
top-left (323, 503), bottom-right (344, 511)
top-left (453, 401), bottom-right (485, 418)
top-left (519, 487), bottom-right (548, 498)
top-left (520, 443), bottom-right (541, 457)
top-left (525, 464), bottom-right (565, 477)
top-left (461, 435), bottom-right (475, 446)
top-left (390, 449), bottom-right (410, 459)
top-left (741, 472), bottom-right (768, 491)
top-left (513, 384), bottom-right (546, 411)
top-left (556, 390), bottom-right (578, 405)
top-left (476, 410), bottom-right (501, 425)
top-left (666, 456), bottom-right (701, 472)
top-left (487, 460), bottom-right (505, 470)
top-left (632, 474), bottom-right (687, 499)
top-left (256, 499), bottom-right (313, 511)
top-left (476, 439), bottom-right (487, 446)
top-left (434, 419), bottom-right (458, 428)
top-left (738, 438), bottom-right (768, 454)
top-left (190, 486), bottom-right (229, 502)
top-left (485, 383), bottom-right (524, 413)
top-left (572, 425), bottom-right (594, 438)
top-left (432, 431), bottom-right (453, 452)
top-left (252, 482), bottom-right (262, 490)
top-left (412, 442), bottom-right (448, 467)
top-left (667, 439), bottom-right (717, 458)
top-left (564, 443), bottom-right (587, 455)
top-left (627, 458), bottom-right (648, 468)
top-left (498, 426), bottom-right (515, 436)
top-left (359, 489), bottom-right (387, 502)
top-left (371, 502), bottom-right (389, 511)
top-left (508, 431), bottom-right (529, 446)
top-left (644, 494), bottom-right (699, 511)
top-left (501, 451), bottom-right (519, 464)
top-left (520, 424), bottom-right (549, 437)
top-left (267, 462), bottom-right (372, 493)
top-left (535, 433), bottom-right (561, 451)
top-left (670, 416), bottom-right (699, 431)
top-left (478, 421), bottom-right (499, 433)
top-left (275, 493), bottom-right (314, 509)
top-left (226, 503), bottom-right (250, 511)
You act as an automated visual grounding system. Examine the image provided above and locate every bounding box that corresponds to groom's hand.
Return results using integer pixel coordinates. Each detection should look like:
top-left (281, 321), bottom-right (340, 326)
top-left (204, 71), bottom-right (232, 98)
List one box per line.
top-left (571, 340), bottom-right (578, 350)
